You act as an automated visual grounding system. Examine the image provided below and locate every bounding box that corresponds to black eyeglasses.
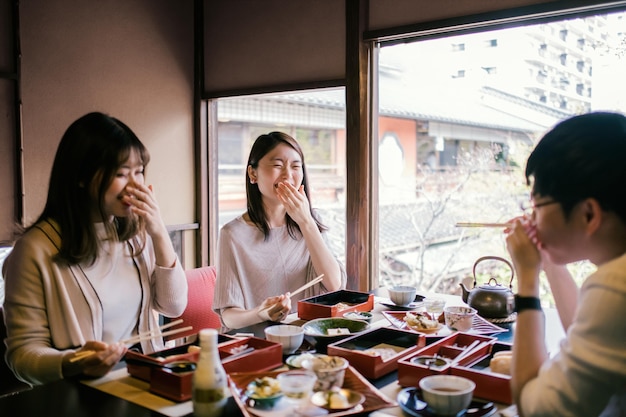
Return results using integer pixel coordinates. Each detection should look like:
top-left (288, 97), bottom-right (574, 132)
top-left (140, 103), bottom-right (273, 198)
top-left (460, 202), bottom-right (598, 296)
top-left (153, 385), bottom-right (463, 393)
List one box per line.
top-left (520, 200), bottom-right (559, 216)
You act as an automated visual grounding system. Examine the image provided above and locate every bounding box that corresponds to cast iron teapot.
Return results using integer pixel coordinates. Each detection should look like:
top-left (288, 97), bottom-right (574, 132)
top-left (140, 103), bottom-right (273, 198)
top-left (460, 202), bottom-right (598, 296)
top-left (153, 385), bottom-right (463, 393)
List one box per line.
top-left (459, 256), bottom-right (515, 319)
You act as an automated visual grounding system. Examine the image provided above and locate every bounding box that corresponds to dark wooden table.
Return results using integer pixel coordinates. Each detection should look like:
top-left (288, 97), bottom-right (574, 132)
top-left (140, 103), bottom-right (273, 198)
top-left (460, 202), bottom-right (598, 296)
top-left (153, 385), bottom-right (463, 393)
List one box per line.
top-left (0, 292), bottom-right (562, 417)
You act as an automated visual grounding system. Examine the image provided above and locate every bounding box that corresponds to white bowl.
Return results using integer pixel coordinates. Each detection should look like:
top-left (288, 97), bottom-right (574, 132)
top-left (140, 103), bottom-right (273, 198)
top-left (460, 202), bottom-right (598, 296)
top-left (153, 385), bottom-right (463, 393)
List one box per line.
top-left (419, 375), bottom-right (475, 416)
top-left (444, 306), bottom-right (477, 332)
top-left (264, 324), bottom-right (304, 354)
top-left (387, 285), bottom-right (417, 306)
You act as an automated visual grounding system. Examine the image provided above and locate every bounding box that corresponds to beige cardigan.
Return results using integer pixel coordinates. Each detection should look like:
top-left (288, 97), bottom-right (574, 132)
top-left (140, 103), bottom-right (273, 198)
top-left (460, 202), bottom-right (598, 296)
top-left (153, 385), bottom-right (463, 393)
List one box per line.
top-left (2, 220), bottom-right (187, 385)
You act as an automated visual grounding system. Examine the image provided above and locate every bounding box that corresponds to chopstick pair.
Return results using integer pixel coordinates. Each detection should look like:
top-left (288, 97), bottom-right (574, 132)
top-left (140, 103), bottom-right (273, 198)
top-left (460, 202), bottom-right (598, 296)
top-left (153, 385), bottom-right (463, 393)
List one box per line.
top-left (69, 319), bottom-right (192, 362)
top-left (69, 349), bottom-right (97, 363)
top-left (455, 222), bottom-right (510, 228)
top-left (290, 274), bottom-right (324, 297)
top-left (120, 319), bottom-right (192, 346)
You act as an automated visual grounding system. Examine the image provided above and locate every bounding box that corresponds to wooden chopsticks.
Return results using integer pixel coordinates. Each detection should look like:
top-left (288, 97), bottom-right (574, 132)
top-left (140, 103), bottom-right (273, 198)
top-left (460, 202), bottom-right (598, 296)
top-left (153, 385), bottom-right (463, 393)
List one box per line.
top-left (69, 319), bottom-right (192, 363)
top-left (120, 319), bottom-right (192, 345)
top-left (290, 274), bottom-right (324, 297)
top-left (455, 222), bottom-right (510, 228)
top-left (69, 350), bottom-right (97, 363)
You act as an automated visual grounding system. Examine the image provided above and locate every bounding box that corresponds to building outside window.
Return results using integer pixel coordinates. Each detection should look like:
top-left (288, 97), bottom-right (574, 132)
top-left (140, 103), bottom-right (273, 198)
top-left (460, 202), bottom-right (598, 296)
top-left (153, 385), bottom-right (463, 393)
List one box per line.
top-left (214, 8), bottom-right (626, 305)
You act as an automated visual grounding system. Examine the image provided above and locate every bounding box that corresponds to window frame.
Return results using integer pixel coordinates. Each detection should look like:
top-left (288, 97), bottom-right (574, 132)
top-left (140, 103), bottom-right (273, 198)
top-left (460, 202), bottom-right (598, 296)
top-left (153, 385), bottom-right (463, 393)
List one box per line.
top-left (202, 0), bottom-right (626, 291)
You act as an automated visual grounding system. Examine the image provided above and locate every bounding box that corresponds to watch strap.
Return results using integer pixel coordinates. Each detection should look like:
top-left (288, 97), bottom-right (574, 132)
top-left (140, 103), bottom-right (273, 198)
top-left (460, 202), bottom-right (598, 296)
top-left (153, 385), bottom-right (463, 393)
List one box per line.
top-left (514, 295), bottom-right (542, 313)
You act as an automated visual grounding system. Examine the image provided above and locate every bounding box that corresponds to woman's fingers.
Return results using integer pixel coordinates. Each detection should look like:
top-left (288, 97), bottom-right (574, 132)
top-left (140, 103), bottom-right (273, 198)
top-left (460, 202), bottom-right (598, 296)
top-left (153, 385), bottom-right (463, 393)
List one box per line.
top-left (79, 342), bottom-right (127, 377)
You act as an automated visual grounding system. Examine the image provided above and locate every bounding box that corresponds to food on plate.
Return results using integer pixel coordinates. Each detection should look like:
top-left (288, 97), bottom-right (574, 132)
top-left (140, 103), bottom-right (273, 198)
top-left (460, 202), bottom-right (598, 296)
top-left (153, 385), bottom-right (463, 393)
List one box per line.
top-left (403, 311), bottom-right (439, 331)
top-left (489, 350), bottom-right (512, 375)
top-left (326, 390), bottom-right (350, 409)
top-left (246, 376), bottom-right (282, 398)
top-left (327, 328), bottom-right (351, 335)
top-left (333, 302), bottom-right (354, 311)
top-left (287, 352), bottom-right (319, 368)
top-left (230, 344), bottom-right (249, 354)
top-left (306, 355), bottom-right (346, 371)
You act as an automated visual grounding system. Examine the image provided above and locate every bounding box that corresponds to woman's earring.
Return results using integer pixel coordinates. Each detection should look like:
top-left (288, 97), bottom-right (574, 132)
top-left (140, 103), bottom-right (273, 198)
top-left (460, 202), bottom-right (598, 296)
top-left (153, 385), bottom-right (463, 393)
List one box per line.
top-left (250, 178), bottom-right (256, 184)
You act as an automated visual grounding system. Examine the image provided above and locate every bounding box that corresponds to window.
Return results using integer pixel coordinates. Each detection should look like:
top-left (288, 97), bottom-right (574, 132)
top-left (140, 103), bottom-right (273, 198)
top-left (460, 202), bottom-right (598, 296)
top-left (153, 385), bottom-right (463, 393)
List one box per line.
top-left (215, 90), bottom-right (347, 264)
top-left (452, 43), bottom-right (465, 52)
top-left (375, 8), bottom-right (626, 305)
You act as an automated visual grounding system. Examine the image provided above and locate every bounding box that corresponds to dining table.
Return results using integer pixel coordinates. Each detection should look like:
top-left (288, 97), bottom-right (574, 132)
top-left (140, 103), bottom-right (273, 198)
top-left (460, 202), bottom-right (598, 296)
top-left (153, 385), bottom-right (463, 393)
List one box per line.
top-left (0, 290), bottom-right (565, 417)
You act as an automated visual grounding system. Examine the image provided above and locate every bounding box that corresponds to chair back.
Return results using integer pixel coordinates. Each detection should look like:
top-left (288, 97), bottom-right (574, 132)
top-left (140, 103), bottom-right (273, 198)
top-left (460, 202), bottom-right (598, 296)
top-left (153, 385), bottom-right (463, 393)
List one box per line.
top-left (164, 266), bottom-right (221, 341)
top-left (0, 307), bottom-right (30, 397)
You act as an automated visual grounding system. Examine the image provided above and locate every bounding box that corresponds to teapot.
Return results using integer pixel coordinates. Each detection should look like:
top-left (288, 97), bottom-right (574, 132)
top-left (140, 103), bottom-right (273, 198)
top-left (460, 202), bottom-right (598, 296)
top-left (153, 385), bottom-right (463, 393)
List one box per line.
top-left (459, 256), bottom-right (515, 319)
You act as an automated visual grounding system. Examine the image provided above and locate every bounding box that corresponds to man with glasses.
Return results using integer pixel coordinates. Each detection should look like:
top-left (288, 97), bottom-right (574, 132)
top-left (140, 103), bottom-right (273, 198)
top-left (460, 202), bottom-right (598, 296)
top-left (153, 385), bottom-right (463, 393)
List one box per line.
top-left (506, 112), bottom-right (626, 416)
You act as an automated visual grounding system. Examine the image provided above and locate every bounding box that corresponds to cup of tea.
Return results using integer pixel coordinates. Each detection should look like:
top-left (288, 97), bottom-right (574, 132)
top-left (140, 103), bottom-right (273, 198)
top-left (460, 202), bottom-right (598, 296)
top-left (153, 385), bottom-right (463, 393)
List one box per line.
top-left (388, 285), bottom-right (417, 306)
top-left (419, 375), bottom-right (475, 416)
top-left (443, 306), bottom-right (477, 332)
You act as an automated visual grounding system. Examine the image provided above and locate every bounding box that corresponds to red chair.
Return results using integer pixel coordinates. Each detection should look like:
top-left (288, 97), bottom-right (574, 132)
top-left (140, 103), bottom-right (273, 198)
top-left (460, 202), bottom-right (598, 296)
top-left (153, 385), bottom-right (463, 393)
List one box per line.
top-left (0, 307), bottom-right (31, 397)
top-left (164, 266), bottom-right (222, 343)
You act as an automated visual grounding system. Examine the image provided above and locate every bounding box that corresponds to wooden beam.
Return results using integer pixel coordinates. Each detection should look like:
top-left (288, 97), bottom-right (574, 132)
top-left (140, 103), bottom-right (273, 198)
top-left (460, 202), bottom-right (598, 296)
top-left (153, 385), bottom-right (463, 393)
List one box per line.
top-left (345, 0), bottom-right (376, 291)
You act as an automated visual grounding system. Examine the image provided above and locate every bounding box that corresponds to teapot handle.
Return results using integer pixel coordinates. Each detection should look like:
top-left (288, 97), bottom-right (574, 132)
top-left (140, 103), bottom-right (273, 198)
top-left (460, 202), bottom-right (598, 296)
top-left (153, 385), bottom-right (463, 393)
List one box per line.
top-left (472, 256), bottom-right (515, 289)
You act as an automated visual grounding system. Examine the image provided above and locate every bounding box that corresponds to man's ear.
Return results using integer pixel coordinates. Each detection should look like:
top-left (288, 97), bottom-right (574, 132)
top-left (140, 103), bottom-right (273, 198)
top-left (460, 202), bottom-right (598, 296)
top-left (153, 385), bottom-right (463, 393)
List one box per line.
top-left (581, 198), bottom-right (603, 235)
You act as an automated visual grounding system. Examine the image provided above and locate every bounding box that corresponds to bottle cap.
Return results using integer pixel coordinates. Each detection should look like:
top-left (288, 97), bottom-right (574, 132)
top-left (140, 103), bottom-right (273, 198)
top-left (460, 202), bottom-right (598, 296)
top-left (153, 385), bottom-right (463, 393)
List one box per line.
top-left (199, 328), bottom-right (218, 344)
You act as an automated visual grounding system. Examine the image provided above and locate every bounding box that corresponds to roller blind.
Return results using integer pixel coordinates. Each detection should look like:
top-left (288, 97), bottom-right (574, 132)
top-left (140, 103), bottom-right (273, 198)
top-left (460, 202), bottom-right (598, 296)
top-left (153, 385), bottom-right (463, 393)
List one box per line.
top-left (203, 0), bottom-right (346, 96)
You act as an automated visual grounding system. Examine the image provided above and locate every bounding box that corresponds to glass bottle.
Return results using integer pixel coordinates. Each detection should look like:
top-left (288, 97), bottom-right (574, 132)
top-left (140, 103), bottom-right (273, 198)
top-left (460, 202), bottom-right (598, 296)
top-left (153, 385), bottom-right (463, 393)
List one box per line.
top-left (192, 328), bottom-right (227, 417)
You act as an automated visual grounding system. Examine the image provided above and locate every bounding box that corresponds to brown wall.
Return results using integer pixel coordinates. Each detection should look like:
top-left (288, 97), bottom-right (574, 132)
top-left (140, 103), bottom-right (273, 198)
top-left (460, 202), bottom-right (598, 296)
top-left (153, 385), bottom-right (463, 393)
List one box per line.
top-left (0, 0), bottom-right (595, 256)
top-left (0, 0), bottom-right (195, 245)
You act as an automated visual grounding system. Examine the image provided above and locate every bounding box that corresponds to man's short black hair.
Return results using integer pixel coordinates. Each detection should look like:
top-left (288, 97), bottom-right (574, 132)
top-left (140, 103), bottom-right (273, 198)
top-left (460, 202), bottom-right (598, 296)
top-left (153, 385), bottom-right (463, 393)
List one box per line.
top-left (526, 112), bottom-right (626, 222)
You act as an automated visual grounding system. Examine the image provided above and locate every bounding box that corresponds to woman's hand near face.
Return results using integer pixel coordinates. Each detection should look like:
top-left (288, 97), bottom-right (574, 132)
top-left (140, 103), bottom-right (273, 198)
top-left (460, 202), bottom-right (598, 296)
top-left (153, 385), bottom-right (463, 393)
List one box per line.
top-left (123, 184), bottom-right (167, 237)
top-left (63, 341), bottom-right (127, 379)
top-left (123, 183), bottom-right (177, 267)
top-left (275, 182), bottom-right (314, 227)
top-left (505, 218), bottom-right (542, 295)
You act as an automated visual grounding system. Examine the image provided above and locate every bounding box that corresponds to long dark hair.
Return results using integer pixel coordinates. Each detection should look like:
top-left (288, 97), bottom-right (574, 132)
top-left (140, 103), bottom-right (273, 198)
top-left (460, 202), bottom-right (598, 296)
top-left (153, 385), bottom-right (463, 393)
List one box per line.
top-left (245, 131), bottom-right (327, 240)
top-left (36, 112), bottom-right (150, 265)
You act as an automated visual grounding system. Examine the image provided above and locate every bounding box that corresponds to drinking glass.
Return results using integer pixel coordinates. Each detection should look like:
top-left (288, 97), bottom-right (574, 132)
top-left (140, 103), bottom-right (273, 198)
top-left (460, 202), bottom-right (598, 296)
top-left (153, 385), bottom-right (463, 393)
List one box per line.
top-left (424, 297), bottom-right (446, 320)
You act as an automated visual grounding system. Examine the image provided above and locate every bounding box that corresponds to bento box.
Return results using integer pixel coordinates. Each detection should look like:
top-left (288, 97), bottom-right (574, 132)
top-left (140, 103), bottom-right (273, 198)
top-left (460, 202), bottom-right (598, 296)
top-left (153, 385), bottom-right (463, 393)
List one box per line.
top-left (397, 332), bottom-right (495, 388)
top-left (297, 290), bottom-right (374, 320)
top-left (326, 327), bottom-right (428, 379)
top-left (451, 341), bottom-right (513, 404)
top-left (125, 334), bottom-right (282, 382)
top-left (125, 333), bottom-right (237, 382)
top-left (128, 335), bottom-right (284, 402)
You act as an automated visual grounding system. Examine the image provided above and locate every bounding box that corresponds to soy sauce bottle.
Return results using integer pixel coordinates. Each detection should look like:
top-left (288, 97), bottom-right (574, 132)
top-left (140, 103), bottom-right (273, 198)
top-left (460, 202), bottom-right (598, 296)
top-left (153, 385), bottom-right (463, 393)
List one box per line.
top-left (192, 329), bottom-right (227, 417)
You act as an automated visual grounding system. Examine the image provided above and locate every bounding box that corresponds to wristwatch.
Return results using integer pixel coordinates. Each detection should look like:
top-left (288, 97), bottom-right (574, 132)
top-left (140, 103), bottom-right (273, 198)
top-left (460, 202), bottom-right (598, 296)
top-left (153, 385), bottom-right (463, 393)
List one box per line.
top-left (514, 295), bottom-right (542, 313)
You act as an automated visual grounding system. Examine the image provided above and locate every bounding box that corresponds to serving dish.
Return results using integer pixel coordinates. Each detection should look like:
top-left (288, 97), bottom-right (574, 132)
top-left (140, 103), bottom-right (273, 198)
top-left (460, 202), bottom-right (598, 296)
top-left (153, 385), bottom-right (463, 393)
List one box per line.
top-left (451, 342), bottom-right (513, 404)
top-left (383, 310), bottom-right (505, 336)
top-left (397, 333), bottom-right (495, 389)
top-left (302, 317), bottom-right (370, 353)
top-left (127, 335), bottom-right (283, 402)
top-left (297, 290), bottom-right (374, 321)
top-left (285, 352), bottom-right (325, 369)
top-left (228, 366), bottom-right (396, 417)
top-left (302, 317), bottom-right (370, 339)
top-left (326, 327), bottom-right (427, 379)
top-left (397, 387), bottom-right (496, 417)
top-left (245, 377), bottom-right (284, 409)
top-left (342, 311), bottom-right (373, 322)
top-left (310, 389), bottom-right (366, 411)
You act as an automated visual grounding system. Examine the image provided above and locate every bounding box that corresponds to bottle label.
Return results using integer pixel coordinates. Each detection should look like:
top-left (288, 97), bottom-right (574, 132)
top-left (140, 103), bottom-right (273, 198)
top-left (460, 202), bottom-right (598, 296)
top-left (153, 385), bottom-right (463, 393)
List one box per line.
top-left (193, 387), bottom-right (226, 403)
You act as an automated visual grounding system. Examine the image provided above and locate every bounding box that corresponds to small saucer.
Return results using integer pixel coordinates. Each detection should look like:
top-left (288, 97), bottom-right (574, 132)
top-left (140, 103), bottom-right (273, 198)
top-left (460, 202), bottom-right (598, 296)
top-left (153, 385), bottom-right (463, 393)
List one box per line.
top-left (397, 387), bottom-right (496, 417)
top-left (381, 294), bottom-right (425, 311)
